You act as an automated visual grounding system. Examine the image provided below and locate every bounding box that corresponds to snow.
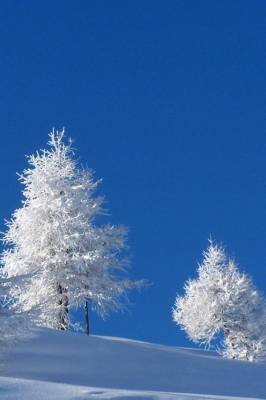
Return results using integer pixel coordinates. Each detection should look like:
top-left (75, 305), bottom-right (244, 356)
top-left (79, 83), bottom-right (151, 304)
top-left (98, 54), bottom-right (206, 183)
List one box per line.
top-left (0, 328), bottom-right (266, 400)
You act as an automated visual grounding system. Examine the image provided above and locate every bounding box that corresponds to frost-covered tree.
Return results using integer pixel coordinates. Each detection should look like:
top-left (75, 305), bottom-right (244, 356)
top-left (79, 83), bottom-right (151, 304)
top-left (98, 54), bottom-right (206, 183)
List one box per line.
top-left (172, 241), bottom-right (266, 361)
top-left (0, 275), bottom-right (30, 344)
top-left (1, 130), bottom-right (141, 333)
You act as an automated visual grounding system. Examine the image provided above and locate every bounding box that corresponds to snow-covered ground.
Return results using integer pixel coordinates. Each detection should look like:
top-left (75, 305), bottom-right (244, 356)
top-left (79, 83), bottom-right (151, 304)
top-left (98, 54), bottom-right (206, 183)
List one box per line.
top-left (0, 328), bottom-right (265, 400)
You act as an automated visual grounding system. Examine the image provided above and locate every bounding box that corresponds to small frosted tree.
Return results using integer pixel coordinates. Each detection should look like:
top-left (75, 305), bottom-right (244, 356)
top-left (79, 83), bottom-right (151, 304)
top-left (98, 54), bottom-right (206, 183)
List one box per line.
top-left (1, 130), bottom-right (141, 333)
top-left (172, 241), bottom-right (266, 361)
top-left (0, 275), bottom-right (30, 345)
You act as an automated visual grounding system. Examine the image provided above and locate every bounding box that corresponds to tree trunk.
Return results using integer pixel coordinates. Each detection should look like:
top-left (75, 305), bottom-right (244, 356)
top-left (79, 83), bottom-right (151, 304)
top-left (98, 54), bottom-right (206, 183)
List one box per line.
top-left (57, 283), bottom-right (69, 330)
top-left (84, 299), bottom-right (90, 335)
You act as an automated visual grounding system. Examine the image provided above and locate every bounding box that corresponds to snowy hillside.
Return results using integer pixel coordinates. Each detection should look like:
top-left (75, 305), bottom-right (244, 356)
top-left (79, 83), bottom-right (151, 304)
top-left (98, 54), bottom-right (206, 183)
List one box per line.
top-left (0, 328), bottom-right (266, 400)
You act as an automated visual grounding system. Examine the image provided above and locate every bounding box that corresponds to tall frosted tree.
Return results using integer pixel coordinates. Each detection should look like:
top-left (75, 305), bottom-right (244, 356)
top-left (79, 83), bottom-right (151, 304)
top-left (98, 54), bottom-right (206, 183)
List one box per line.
top-left (172, 241), bottom-right (266, 362)
top-left (1, 130), bottom-right (140, 333)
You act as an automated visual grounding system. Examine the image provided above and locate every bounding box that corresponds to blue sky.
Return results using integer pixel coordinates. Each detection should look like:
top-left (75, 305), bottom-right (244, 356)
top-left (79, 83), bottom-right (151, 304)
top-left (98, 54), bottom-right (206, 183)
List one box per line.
top-left (1, 1), bottom-right (266, 347)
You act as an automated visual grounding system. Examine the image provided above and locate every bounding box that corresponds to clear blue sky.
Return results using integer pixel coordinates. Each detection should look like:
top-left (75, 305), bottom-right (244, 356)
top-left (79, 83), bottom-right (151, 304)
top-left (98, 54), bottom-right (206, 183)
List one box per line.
top-left (1, 1), bottom-right (266, 347)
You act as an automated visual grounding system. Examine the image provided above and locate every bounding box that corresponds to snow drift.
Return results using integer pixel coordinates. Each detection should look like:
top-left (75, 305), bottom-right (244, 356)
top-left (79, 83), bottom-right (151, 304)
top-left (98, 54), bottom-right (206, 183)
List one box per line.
top-left (0, 328), bottom-right (266, 399)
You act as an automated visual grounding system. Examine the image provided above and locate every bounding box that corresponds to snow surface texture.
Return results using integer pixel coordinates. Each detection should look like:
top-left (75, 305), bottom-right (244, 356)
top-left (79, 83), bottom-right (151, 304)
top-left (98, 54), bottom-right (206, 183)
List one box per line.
top-left (0, 328), bottom-right (265, 400)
